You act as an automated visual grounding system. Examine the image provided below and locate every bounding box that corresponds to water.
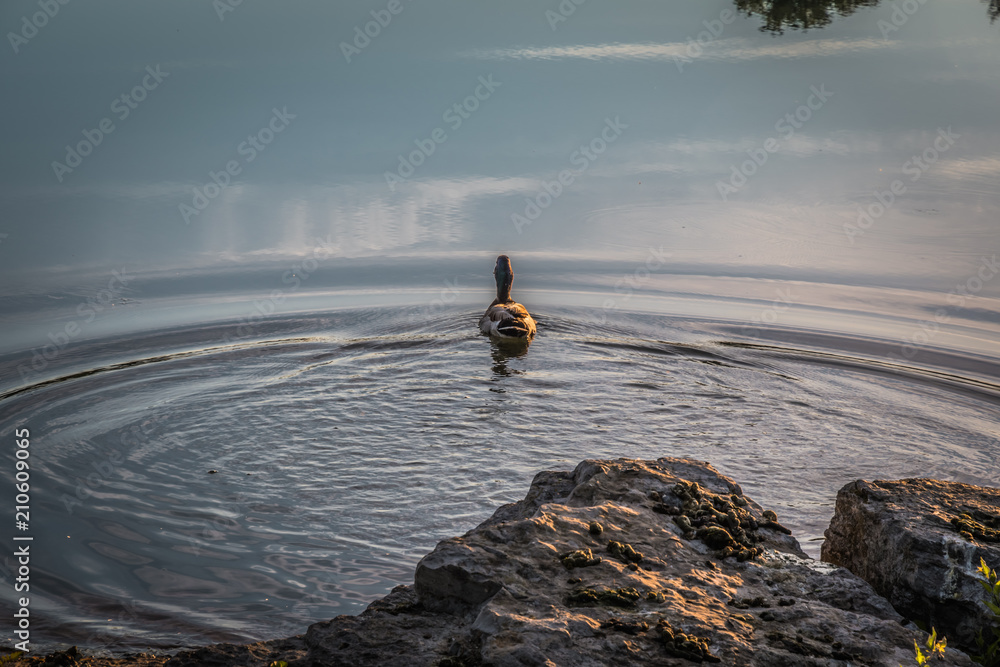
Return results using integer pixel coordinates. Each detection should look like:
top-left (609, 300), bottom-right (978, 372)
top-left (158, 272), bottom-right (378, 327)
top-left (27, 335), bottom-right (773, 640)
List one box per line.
top-left (1, 0), bottom-right (999, 655)
top-left (1, 267), bottom-right (998, 651)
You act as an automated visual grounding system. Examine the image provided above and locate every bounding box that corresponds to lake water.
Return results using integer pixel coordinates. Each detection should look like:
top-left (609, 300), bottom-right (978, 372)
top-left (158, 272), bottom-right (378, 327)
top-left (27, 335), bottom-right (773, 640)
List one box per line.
top-left (1, 0), bottom-right (999, 654)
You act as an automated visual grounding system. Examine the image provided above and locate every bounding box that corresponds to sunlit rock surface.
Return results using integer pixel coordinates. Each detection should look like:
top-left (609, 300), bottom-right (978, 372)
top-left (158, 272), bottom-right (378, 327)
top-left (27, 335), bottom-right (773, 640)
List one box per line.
top-left (823, 477), bottom-right (1000, 653)
top-left (163, 458), bottom-right (974, 666)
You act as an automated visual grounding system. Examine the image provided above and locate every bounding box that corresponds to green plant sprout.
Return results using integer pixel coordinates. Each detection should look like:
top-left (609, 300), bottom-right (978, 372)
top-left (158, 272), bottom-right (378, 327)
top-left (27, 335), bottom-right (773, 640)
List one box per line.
top-left (973, 558), bottom-right (1000, 667)
top-left (908, 627), bottom-right (947, 666)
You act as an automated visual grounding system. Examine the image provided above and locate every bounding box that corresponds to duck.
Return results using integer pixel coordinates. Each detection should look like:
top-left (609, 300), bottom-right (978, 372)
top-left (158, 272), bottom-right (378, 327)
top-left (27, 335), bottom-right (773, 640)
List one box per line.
top-left (479, 255), bottom-right (537, 342)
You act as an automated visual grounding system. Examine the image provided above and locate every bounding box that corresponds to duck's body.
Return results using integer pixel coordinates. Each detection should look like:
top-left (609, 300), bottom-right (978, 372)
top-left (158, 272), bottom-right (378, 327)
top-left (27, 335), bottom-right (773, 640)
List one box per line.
top-left (480, 299), bottom-right (536, 340)
top-left (479, 256), bottom-right (536, 342)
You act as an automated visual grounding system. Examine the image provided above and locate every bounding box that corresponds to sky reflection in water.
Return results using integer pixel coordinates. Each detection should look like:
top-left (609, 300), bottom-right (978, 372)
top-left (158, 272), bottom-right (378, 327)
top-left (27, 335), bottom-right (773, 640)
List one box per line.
top-left (0, 0), bottom-right (998, 300)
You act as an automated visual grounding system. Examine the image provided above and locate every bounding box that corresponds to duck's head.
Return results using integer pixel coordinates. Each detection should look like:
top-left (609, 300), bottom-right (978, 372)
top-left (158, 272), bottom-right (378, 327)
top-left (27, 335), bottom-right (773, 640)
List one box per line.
top-left (494, 255), bottom-right (514, 301)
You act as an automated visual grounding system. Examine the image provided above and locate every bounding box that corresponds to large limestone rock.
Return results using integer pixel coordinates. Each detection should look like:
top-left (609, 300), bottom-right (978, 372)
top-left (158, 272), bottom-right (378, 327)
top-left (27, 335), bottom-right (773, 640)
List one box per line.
top-left (163, 457), bottom-right (972, 666)
top-left (822, 477), bottom-right (1000, 652)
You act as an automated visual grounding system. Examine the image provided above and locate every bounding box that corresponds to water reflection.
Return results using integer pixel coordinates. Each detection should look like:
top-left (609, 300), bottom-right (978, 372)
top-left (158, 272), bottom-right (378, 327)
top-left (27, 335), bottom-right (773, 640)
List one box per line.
top-left (490, 342), bottom-right (527, 378)
top-left (735, 0), bottom-right (878, 32)
top-left (735, 0), bottom-right (997, 31)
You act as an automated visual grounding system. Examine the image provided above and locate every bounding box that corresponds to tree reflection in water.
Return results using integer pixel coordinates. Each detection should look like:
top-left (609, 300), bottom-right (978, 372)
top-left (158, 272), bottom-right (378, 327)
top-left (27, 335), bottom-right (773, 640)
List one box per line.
top-left (733, 0), bottom-right (879, 33)
top-left (734, 0), bottom-right (999, 32)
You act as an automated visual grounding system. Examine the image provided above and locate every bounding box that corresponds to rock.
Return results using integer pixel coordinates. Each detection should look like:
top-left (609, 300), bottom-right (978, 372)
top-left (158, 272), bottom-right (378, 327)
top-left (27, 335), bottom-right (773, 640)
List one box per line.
top-left (822, 477), bottom-right (1000, 652)
top-left (299, 584), bottom-right (492, 667)
top-left (560, 547), bottom-right (602, 569)
top-left (165, 637), bottom-right (306, 667)
top-left (404, 458), bottom-right (971, 666)
top-left (9, 648), bottom-right (170, 666)
top-left (60, 459), bottom-right (974, 666)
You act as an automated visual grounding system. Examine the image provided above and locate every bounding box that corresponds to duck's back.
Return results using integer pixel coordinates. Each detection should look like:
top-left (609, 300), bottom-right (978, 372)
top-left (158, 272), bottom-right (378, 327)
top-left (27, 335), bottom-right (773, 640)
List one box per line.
top-left (480, 301), bottom-right (536, 339)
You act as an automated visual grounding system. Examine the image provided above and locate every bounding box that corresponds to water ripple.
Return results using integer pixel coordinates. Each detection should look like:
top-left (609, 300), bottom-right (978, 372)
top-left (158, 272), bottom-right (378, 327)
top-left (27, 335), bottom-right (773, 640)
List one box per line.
top-left (0, 306), bottom-right (997, 652)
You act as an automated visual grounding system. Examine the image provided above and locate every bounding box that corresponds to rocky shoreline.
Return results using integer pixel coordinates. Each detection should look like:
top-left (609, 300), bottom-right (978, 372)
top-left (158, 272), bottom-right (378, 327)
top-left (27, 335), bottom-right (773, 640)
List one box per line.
top-left (9, 458), bottom-right (999, 666)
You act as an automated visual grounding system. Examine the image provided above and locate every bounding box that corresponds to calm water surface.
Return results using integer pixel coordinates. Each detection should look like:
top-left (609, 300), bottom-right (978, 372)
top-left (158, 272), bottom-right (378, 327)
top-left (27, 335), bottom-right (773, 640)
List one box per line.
top-left (1, 0), bottom-right (999, 654)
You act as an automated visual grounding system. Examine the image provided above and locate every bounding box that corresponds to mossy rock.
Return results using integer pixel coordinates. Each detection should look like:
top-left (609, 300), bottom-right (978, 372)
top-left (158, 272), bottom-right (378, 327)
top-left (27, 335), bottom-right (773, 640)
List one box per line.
top-left (951, 512), bottom-right (1000, 543)
top-left (656, 618), bottom-right (721, 663)
top-left (670, 480), bottom-right (769, 561)
top-left (646, 590), bottom-right (667, 603)
top-left (697, 526), bottom-right (736, 550)
top-left (601, 616), bottom-right (649, 635)
top-left (607, 540), bottom-right (643, 564)
top-left (560, 548), bottom-right (602, 569)
top-left (566, 586), bottom-right (642, 609)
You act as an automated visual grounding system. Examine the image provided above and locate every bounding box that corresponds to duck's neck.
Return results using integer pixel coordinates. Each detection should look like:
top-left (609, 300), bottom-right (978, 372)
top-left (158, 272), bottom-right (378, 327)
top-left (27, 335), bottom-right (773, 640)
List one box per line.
top-left (496, 274), bottom-right (513, 302)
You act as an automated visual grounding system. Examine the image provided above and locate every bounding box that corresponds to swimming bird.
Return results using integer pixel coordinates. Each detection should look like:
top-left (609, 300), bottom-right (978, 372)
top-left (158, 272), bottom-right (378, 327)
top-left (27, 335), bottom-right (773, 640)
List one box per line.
top-left (479, 255), bottom-right (536, 342)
